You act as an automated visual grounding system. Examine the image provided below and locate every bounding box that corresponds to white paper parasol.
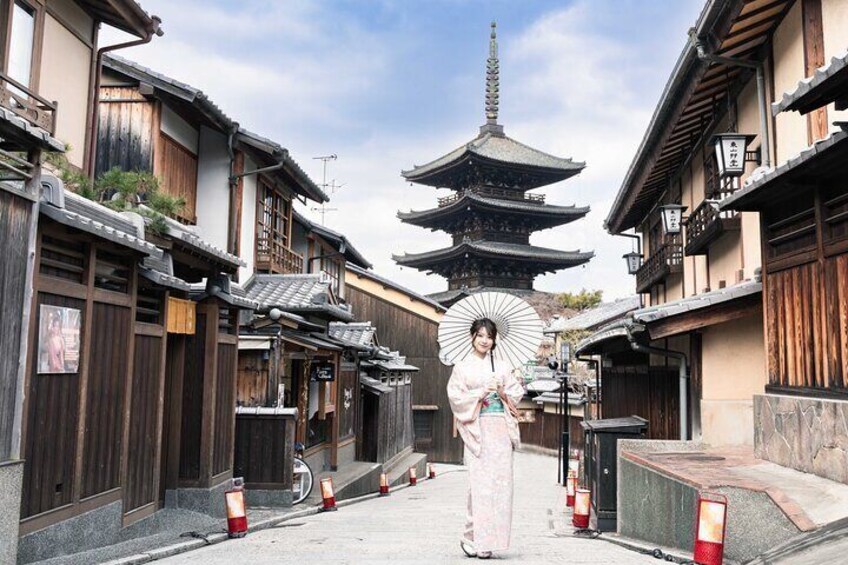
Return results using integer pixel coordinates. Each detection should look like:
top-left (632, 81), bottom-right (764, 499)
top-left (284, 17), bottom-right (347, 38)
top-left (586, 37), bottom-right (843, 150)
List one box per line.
top-left (438, 291), bottom-right (543, 369)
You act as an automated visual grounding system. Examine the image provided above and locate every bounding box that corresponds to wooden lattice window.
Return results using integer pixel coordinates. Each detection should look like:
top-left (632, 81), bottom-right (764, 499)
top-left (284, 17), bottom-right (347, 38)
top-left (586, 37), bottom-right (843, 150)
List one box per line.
top-left (39, 235), bottom-right (86, 284)
top-left (93, 249), bottom-right (130, 293)
top-left (136, 284), bottom-right (163, 324)
top-left (256, 179), bottom-right (293, 272)
top-left (822, 184), bottom-right (848, 246)
top-left (764, 193), bottom-right (817, 263)
top-left (157, 133), bottom-right (198, 223)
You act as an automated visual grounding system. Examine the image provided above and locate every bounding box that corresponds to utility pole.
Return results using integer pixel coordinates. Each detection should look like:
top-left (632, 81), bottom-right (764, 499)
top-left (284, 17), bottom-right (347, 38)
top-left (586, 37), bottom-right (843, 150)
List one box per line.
top-left (311, 154), bottom-right (338, 225)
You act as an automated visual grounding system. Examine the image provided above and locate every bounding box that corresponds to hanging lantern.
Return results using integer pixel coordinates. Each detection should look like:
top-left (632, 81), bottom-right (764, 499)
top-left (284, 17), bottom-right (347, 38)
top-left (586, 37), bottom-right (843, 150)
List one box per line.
top-left (660, 204), bottom-right (688, 235)
top-left (573, 488), bottom-right (591, 529)
top-left (693, 493), bottom-right (728, 565)
top-left (428, 463), bottom-right (436, 479)
top-left (623, 251), bottom-right (643, 275)
top-left (712, 133), bottom-right (756, 178)
top-left (379, 473), bottom-right (390, 496)
top-left (566, 476), bottom-right (577, 508)
top-left (225, 477), bottom-right (248, 538)
top-left (320, 477), bottom-right (338, 512)
top-left (409, 466), bottom-right (418, 486)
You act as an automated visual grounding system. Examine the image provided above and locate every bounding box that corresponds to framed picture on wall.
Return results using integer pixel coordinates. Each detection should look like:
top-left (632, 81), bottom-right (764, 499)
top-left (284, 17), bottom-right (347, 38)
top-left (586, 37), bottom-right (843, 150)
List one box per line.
top-left (38, 305), bottom-right (81, 374)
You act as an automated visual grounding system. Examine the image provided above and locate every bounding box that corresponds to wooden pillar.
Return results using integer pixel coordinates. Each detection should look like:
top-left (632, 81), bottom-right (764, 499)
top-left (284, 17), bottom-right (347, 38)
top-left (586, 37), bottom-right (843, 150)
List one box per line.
top-left (197, 300), bottom-right (220, 488)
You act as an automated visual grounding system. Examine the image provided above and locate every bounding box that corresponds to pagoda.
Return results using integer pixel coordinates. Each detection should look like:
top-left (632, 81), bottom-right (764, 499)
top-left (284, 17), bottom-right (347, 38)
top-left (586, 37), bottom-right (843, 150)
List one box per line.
top-left (393, 22), bottom-right (593, 305)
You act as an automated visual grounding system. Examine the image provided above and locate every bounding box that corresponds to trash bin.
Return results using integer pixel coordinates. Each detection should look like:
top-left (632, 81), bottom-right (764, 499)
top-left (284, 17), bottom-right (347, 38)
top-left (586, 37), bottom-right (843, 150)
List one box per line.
top-left (580, 416), bottom-right (647, 531)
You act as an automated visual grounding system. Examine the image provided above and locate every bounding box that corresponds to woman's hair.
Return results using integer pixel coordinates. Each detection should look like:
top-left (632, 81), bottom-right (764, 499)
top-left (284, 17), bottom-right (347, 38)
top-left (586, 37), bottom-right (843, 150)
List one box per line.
top-left (470, 318), bottom-right (497, 351)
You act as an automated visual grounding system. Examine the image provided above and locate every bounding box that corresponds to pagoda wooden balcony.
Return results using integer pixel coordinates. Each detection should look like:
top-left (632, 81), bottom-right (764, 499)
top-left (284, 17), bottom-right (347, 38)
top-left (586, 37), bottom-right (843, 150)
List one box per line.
top-left (636, 236), bottom-right (683, 293)
top-left (256, 236), bottom-right (303, 274)
top-left (684, 199), bottom-right (741, 256)
top-left (0, 71), bottom-right (57, 135)
top-left (438, 187), bottom-right (545, 207)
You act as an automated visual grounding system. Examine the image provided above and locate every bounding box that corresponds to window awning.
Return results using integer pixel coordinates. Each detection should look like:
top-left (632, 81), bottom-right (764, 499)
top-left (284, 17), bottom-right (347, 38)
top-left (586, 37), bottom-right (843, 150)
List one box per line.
top-left (772, 49), bottom-right (848, 115)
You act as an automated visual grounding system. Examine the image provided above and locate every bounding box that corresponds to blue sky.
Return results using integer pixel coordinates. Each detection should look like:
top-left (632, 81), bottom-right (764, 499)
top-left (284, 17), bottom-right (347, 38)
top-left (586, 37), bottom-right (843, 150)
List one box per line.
top-left (107, 0), bottom-right (703, 300)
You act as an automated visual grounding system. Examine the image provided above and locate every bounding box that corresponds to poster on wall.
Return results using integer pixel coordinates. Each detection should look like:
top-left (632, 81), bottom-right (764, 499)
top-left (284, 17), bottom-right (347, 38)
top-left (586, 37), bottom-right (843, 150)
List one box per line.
top-left (38, 305), bottom-right (82, 374)
top-left (310, 362), bottom-right (335, 382)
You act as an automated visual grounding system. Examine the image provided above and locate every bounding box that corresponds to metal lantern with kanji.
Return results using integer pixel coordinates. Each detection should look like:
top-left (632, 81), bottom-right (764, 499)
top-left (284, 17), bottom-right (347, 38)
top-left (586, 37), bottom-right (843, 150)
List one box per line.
top-left (712, 133), bottom-right (756, 177)
top-left (660, 204), bottom-right (688, 235)
top-left (623, 251), bottom-right (642, 274)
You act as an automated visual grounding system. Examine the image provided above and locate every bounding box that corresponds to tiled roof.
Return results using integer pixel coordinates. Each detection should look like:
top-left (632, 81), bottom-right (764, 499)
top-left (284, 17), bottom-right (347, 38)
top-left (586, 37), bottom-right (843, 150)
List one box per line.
top-left (237, 129), bottom-right (328, 204)
top-left (279, 330), bottom-right (343, 352)
top-left (328, 322), bottom-right (376, 349)
top-left (347, 263), bottom-right (446, 311)
top-left (41, 190), bottom-right (162, 259)
top-left (772, 49), bottom-right (848, 115)
top-left (575, 280), bottom-right (762, 355)
top-left (398, 191), bottom-right (590, 225)
top-left (103, 54), bottom-right (234, 130)
top-left (190, 282), bottom-right (259, 310)
top-left (544, 296), bottom-right (641, 334)
top-left (0, 106), bottom-right (64, 152)
top-left (721, 128), bottom-right (848, 211)
top-left (402, 131), bottom-right (584, 179)
top-left (631, 280), bottom-right (762, 324)
top-left (139, 253), bottom-right (190, 291)
top-left (292, 209), bottom-right (371, 268)
top-left (362, 350), bottom-right (419, 372)
top-left (393, 241), bottom-right (593, 267)
top-left (138, 206), bottom-right (244, 269)
top-left (244, 274), bottom-right (354, 321)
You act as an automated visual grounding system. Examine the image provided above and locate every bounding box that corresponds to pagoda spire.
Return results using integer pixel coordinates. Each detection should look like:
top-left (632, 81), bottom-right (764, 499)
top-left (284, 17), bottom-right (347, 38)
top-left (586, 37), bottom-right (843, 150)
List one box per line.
top-left (481, 22), bottom-right (504, 136)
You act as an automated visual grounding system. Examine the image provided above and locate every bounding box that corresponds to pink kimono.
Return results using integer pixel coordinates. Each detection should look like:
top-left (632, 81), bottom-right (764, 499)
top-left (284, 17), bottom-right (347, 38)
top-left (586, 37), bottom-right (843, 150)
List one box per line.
top-left (447, 354), bottom-right (524, 553)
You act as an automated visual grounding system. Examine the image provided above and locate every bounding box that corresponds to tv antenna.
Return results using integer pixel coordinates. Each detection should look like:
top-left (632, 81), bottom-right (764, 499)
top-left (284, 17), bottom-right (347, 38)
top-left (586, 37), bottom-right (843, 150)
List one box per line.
top-left (311, 154), bottom-right (338, 225)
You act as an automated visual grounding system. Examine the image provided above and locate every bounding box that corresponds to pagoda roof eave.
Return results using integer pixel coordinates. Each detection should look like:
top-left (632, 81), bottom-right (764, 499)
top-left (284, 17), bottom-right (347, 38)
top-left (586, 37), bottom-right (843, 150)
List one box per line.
top-left (401, 131), bottom-right (585, 187)
top-left (392, 241), bottom-right (594, 269)
top-left (397, 192), bottom-right (590, 227)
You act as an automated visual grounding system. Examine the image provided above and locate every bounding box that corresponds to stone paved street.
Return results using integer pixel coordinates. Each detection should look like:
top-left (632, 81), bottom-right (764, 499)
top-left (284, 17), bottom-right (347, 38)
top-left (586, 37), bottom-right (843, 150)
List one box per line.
top-left (158, 451), bottom-right (658, 564)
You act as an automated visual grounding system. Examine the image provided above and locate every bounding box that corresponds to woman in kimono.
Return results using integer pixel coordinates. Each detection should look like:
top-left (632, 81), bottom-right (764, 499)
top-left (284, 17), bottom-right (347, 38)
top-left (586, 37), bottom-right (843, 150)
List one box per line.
top-left (447, 318), bottom-right (525, 559)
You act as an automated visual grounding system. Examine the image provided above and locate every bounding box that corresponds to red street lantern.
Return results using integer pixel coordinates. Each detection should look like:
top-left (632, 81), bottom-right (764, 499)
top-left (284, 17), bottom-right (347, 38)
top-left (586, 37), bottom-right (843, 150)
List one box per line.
top-left (408, 466), bottom-right (418, 486)
top-left (693, 492), bottom-right (728, 565)
top-left (566, 476), bottom-right (577, 508)
top-left (320, 477), bottom-right (338, 512)
top-left (572, 488), bottom-right (590, 529)
top-left (428, 463), bottom-right (436, 479)
top-left (379, 473), bottom-right (390, 496)
top-left (225, 477), bottom-right (248, 538)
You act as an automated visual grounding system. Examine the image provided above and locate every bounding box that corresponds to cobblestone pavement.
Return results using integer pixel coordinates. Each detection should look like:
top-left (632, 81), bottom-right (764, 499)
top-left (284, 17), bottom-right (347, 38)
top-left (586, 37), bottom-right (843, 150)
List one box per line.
top-left (159, 451), bottom-right (659, 564)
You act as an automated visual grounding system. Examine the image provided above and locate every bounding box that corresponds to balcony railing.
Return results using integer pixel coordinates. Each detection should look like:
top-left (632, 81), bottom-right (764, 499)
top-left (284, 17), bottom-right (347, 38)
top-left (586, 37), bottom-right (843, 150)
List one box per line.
top-left (256, 236), bottom-right (303, 274)
top-left (438, 187), bottom-right (546, 207)
top-left (636, 235), bottom-right (683, 293)
top-left (684, 199), bottom-right (741, 256)
top-left (0, 71), bottom-right (57, 135)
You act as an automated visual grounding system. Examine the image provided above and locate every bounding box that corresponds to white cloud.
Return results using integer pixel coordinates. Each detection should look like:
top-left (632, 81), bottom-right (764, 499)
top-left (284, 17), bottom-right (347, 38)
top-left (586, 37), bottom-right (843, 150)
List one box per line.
top-left (101, 0), bottom-right (701, 302)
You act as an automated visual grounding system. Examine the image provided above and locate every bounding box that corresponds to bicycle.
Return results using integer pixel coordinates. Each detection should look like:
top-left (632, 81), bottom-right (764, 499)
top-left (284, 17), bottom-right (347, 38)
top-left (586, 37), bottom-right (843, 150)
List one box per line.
top-left (292, 442), bottom-right (313, 505)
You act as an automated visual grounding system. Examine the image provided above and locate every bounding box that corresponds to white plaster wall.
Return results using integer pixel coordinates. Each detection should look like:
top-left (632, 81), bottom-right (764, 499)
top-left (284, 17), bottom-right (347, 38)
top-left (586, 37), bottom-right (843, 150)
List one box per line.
top-left (193, 125), bottom-right (230, 251)
top-left (699, 315), bottom-right (766, 446)
top-left (160, 106), bottom-right (198, 154)
top-left (38, 14), bottom-right (92, 168)
top-left (239, 155), bottom-right (258, 281)
top-left (708, 234), bottom-right (742, 290)
top-left (772, 1), bottom-right (809, 163)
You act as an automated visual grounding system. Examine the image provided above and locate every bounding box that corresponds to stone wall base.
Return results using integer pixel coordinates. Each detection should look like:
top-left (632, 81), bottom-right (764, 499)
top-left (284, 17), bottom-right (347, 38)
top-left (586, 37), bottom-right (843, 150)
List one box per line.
top-left (754, 393), bottom-right (848, 484)
top-left (0, 461), bottom-right (23, 564)
top-left (165, 480), bottom-right (233, 518)
top-left (17, 500), bottom-right (122, 564)
top-left (617, 439), bottom-right (799, 563)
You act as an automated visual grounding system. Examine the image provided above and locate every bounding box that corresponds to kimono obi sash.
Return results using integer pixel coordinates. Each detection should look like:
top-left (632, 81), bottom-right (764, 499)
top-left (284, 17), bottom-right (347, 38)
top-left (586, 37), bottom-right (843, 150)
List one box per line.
top-left (480, 392), bottom-right (505, 415)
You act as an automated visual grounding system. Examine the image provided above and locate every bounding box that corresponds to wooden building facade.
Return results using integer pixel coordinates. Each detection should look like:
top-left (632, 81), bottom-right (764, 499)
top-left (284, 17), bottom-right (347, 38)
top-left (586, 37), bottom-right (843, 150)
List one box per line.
top-left (721, 37), bottom-right (848, 482)
top-left (345, 264), bottom-right (463, 463)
